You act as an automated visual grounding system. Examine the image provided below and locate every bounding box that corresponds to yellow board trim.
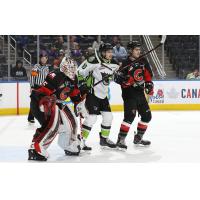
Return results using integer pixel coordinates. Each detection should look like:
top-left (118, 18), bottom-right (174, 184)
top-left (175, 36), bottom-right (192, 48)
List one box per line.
top-left (1, 104), bottom-right (200, 115)
top-left (111, 104), bottom-right (200, 111)
top-left (0, 108), bottom-right (30, 115)
top-left (149, 104), bottom-right (200, 111)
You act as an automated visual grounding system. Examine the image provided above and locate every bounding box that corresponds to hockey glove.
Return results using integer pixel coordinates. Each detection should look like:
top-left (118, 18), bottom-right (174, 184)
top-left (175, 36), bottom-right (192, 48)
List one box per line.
top-left (145, 81), bottom-right (154, 95)
top-left (122, 75), bottom-right (135, 88)
top-left (114, 71), bottom-right (127, 85)
top-left (74, 99), bottom-right (88, 118)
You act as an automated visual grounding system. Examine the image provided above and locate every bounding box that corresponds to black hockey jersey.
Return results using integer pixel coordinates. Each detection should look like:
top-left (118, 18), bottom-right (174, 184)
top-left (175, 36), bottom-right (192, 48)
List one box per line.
top-left (119, 57), bottom-right (153, 99)
top-left (31, 69), bottom-right (86, 103)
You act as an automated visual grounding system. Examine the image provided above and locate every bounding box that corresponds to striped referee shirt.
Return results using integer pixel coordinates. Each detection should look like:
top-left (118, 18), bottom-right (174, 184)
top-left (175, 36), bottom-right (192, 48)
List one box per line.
top-left (30, 64), bottom-right (49, 89)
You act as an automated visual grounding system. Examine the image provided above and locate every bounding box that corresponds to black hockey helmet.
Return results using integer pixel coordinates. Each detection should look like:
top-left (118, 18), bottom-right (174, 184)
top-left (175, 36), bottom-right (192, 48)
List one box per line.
top-left (127, 41), bottom-right (141, 51)
top-left (99, 43), bottom-right (113, 57)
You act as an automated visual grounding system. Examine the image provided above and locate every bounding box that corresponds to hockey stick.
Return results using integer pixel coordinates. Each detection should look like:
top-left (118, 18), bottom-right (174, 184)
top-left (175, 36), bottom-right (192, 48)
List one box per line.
top-left (93, 35), bottom-right (167, 87)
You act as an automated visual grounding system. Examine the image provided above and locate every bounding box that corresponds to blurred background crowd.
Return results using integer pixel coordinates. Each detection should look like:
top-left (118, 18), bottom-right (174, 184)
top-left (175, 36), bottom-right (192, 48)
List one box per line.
top-left (0, 35), bottom-right (199, 81)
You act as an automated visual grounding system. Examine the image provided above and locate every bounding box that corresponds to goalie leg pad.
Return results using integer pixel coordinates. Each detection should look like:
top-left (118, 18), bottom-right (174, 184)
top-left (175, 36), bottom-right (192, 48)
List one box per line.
top-left (57, 104), bottom-right (80, 154)
top-left (31, 105), bottom-right (60, 158)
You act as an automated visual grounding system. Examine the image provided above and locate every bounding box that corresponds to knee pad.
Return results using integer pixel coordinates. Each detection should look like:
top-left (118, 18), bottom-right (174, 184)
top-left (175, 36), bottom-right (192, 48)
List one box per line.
top-left (141, 110), bottom-right (152, 123)
top-left (83, 114), bottom-right (98, 128)
top-left (124, 109), bottom-right (136, 124)
top-left (101, 112), bottom-right (113, 126)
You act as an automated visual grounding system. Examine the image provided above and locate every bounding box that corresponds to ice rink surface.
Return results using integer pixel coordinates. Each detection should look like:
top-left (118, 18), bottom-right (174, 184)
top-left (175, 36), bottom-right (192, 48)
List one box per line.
top-left (0, 111), bottom-right (200, 163)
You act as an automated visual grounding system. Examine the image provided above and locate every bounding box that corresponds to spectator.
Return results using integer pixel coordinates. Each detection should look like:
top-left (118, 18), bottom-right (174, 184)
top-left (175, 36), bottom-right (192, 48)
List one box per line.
top-left (48, 45), bottom-right (59, 58)
top-left (80, 55), bottom-right (86, 64)
top-left (16, 36), bottom-right (29, 57)
top-left (47, 45), bottom-right (59, 64)
top-left (85, 47), bottom-right (94, 58)
top-left (186, 69), bottom-right (200, 80)
top-left (70, 35), bottom-right (78, 50)
top-left (11, 60), bottom-right (27, 80)
top-left (52, 59), bottom-right (61, 70)
top-left (55, 36), bottom-right (65, 50)
top-left (92, 36), bottom-right (100, 50)
top-left (112, 36), bottom-right (120, 47)
top-left (58, 49), bottom-right (65, 61)
top-left (71, 43), bottom-right (82, 65)
top-left (113, 41), bottom-right (127, 62)
top-left (49, 58), bottom-right (60, 71)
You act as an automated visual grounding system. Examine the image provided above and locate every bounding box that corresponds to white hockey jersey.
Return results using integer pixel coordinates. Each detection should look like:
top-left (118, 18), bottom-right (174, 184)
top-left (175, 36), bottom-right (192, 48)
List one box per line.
top-left (78, 54), bottom-right (119, 99)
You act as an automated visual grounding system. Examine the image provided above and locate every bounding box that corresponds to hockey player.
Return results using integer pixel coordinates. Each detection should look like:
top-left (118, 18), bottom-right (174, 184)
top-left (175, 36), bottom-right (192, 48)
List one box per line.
top-left (114, 41), bottom-right (154, 149)
top-left (78, 43), bottom-right (119, 150)
top-left (28, 57), bottom-right (87, 161)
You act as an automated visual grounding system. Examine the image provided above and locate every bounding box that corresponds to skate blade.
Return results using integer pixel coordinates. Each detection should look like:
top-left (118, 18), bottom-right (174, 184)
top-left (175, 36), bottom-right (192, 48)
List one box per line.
top-left (28, 122), bottom-right (35, 126)
top-left (100, 146), bottom-right (117, 150)
top-left (27, 159), bottom-right (47, 162)
top-left (81, 149), bottom-right (92, 154)
top-left (134, 143), bottom-right (151, 148)
top-left (116, 146), bottom-right (127, 152)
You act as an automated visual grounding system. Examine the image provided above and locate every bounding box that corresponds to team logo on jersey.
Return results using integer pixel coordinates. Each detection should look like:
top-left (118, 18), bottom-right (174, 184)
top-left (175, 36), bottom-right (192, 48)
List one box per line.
top-left (101, 72), bottom-right (111, 86)
top-left (88, 56), bottom-right (95, 62)
top-left (133, 69), bottom-right (143, 82)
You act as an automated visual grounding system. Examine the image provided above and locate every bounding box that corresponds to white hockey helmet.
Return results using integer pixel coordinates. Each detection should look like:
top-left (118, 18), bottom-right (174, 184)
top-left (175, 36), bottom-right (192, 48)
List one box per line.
top-left (60, 57), bottom-right (77, 80)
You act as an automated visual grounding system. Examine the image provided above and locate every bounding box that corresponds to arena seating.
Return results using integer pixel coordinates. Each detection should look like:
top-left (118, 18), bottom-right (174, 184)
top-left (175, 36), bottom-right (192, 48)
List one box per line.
top-left (165, 35), bottom-right (199, 79)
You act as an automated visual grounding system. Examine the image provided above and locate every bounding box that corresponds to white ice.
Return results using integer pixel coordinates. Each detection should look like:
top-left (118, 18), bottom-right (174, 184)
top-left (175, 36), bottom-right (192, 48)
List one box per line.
top-left (0, 111), bottom-right (199, 163)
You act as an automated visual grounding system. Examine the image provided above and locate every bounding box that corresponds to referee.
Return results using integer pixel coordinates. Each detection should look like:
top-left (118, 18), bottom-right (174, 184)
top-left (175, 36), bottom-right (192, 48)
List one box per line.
top-left (28, 53), bottom-right (50, 123)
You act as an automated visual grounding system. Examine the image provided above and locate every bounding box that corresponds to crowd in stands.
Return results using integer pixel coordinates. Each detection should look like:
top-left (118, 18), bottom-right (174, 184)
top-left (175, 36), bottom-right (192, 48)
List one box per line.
top-left (165, 35), bottom-right (199, 79)
top-left (29, 35), bottom-right (128, 67)
top-left (0, 35), bottom-right (200, 81)
top-left (0, 35), bottom-right (128, 81)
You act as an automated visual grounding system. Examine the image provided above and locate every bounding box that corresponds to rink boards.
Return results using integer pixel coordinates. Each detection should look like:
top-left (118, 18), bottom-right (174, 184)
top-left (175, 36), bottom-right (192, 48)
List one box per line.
top-left (0, 80), bottom-right (200, 115)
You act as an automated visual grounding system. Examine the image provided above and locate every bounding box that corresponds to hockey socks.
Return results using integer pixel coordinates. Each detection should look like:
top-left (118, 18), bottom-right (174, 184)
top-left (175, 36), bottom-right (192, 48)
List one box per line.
top-left (100, 124), bottom-right (111, 138)
top-left (81, 124), bottom-right (92, 150)
top-left (134, 121), bottom-right (151, 146)
top-left (116, 121), bottom-right (131, 149)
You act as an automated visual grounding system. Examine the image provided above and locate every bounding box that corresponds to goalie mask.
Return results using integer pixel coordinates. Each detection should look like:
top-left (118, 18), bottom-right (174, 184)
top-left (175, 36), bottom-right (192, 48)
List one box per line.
top-left (60, 57), bottom-right (77, 80)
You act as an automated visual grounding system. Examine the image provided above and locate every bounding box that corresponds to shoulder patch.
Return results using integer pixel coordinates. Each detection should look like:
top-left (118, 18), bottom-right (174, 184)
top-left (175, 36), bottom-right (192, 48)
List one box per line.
top-left (87, 55), bottom-right (98, 64)
top-left (88, 56), bottom-right (95, 62)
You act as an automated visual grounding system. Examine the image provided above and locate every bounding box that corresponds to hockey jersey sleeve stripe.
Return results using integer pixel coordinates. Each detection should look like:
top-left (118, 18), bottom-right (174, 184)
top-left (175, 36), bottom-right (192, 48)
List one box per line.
top-left (144, 67), bottom-right (152, 82)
